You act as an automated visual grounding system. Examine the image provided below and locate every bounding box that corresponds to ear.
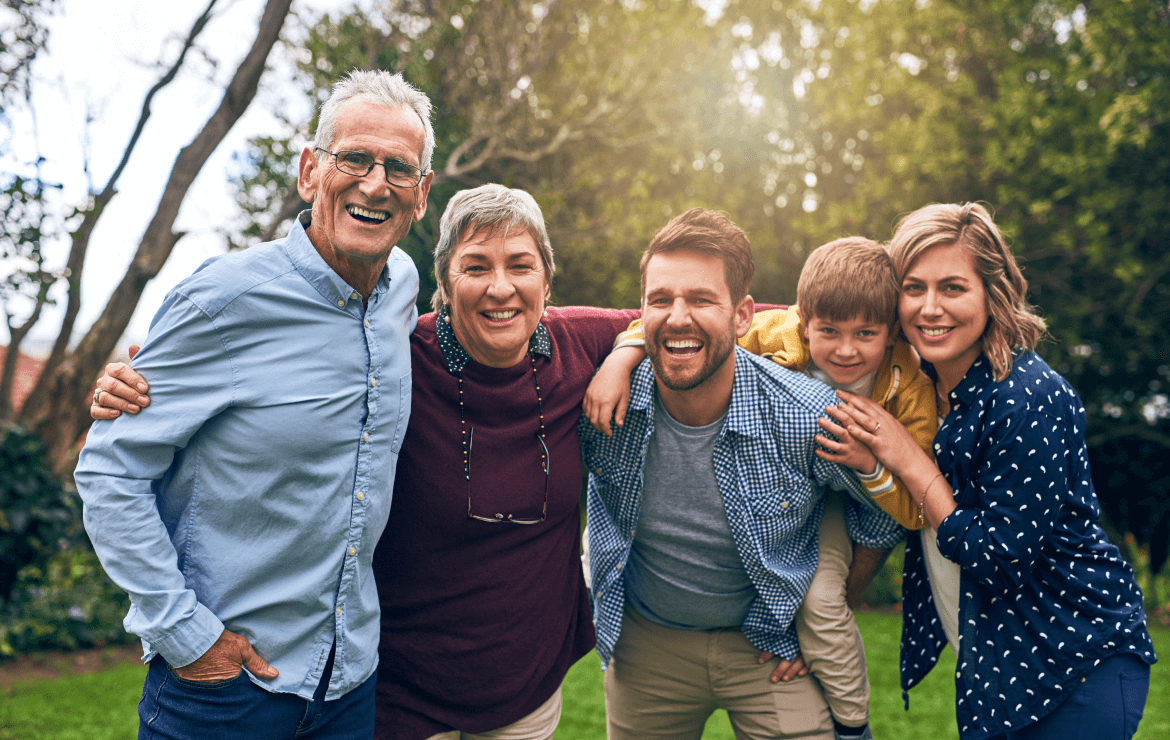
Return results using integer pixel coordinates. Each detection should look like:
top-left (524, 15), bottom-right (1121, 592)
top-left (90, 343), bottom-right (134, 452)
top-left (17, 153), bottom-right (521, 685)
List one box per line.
top-left (297, 147), bottom-right (319, 204)
top-left (733, 295), bottom-right (755, 339)
top-left (413, 170), bottom-right (434, 222)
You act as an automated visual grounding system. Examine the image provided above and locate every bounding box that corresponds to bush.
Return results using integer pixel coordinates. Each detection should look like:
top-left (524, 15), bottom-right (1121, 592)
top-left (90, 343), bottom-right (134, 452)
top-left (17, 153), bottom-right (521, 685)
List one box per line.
top-left (0, 548), bottom-right (136, 655)
top-left (0, 424), bottom-right (82, 603)
top-left (0, 424), bottom-right (136, 656)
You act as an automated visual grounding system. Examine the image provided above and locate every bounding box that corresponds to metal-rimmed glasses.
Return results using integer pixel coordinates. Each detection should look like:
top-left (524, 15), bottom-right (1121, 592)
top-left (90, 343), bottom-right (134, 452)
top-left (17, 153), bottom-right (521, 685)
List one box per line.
top-left (315, 147), bottom-right (426, 188)
top-left (465, 428), bottom-right (550, 524)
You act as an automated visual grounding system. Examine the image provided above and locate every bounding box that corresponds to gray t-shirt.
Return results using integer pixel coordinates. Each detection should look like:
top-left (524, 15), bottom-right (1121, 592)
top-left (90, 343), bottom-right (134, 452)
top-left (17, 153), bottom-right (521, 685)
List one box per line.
top-left (625, 395), bottom-right (756, 629)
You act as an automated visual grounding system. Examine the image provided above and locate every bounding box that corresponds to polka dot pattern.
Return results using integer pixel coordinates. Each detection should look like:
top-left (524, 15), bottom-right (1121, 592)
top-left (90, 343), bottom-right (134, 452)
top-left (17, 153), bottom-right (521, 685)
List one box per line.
top-left (899, 352), bottom-right (1157, 738)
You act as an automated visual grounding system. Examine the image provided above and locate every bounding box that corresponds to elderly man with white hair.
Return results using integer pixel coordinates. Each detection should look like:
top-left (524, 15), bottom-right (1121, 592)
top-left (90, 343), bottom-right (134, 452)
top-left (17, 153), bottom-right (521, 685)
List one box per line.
top-left (76, 69), bottom-right (433, 739)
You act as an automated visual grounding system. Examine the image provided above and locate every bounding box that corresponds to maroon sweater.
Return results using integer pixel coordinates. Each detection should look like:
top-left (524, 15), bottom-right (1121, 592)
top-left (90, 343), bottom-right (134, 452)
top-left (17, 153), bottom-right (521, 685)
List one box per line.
top-left (373, 306), bottom-right (639, 739)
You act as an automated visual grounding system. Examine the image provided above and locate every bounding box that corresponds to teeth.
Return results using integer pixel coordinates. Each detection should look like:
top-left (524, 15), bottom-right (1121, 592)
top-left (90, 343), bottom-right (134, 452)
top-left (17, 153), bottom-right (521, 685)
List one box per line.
top-left (666, 340), bottom-right (701, 349)
top-left (484, 310), bottom-right (519, 320)
top-left (922, 327), bottom-right (951, 337)
top-left (347, 205), bottom-right (390, 222)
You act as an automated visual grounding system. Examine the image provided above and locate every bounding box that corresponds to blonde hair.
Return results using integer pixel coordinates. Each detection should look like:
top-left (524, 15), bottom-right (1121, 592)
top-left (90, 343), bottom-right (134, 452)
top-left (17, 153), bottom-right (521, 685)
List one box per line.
top-left (797, 237), bottom-right (898, 327)
top-left (888, 203), bottom-right (1047, 381)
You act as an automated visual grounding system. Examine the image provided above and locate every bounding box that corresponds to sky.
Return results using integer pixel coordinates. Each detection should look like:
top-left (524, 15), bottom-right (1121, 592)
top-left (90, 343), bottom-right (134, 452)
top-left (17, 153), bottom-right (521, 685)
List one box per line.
top-left (2, 0), bottom-right (357, 355)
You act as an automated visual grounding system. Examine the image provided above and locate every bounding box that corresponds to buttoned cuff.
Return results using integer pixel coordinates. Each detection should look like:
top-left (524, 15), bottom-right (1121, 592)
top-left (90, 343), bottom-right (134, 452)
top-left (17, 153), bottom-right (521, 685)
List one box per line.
top-left (147, 603), bottom-right (226, 668)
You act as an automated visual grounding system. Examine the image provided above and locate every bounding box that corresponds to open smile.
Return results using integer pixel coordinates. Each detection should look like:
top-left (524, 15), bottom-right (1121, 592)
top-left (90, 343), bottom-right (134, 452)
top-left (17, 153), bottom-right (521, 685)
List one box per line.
top-left (481, 309), bottom-right (521, 324)
top-left (917, 325), bottom-right (954, 341)
top-left (346, 205), bottom-right (390, 224)
top-left (664, 338), bottom-right (703, 357)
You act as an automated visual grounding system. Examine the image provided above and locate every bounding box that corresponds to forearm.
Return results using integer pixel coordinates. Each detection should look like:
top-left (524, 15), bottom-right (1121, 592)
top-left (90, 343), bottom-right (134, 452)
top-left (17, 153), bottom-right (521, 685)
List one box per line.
top-left (844, 544), bottom-right (891, 610)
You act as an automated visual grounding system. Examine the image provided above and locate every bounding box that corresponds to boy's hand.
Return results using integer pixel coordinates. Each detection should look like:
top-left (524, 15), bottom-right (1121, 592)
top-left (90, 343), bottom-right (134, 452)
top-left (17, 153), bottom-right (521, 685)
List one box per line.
top-left (814, 413), bottom-right (878, 474)
top-left (584, 346), bottom-right (645, 436)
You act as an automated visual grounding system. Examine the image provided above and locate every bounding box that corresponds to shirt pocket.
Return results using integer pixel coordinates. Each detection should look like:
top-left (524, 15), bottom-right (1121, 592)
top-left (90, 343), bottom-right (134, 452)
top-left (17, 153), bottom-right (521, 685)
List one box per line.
top-left (742, 466), bottom-right (816, 520)
top-left (390, 372), bottom-right (411, 454)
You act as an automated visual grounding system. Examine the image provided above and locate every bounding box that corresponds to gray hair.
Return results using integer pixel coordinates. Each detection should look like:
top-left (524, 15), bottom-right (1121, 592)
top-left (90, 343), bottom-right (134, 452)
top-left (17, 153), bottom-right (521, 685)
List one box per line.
top-left (313, 70), bottom-right (435, 173)
top-left (431, 184), bottom-right (555, 312)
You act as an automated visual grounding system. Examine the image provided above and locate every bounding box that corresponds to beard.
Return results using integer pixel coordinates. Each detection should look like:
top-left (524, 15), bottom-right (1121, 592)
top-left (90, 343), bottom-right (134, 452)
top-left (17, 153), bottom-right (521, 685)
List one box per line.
top-left (646, 321), bottom-right (736, 392)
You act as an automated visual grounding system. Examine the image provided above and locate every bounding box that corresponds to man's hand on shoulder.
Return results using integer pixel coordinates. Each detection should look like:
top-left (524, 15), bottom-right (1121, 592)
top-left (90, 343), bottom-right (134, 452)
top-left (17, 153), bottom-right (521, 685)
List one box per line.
top-left (173, 628), bottom-right (279, 682)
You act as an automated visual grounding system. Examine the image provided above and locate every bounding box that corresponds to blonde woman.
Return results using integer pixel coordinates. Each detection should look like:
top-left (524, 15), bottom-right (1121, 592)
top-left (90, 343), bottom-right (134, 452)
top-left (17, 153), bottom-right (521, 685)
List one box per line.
top-left (827, 203), bottom-right (1155, 739)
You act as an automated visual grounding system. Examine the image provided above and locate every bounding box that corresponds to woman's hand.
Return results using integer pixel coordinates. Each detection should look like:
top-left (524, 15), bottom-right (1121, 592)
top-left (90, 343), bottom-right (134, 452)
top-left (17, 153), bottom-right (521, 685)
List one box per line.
top-left (830, 390), bottom-right (956, 527)
top-left (583, 346), bottom-right (644, 437)
top-left (91, 345), bottom-right (151, 419)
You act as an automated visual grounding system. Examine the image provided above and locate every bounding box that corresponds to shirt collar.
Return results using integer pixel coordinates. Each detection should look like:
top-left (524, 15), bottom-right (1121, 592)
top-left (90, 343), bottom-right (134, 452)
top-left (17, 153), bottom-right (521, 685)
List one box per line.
top-left (947, 354), bottom-right (996, 409)
top-left (435, 304), bottom-right (552, 375)
top-left (627, 346), bottom-right (764, 437)
top-left (285, 211), bottom-right (391, 307)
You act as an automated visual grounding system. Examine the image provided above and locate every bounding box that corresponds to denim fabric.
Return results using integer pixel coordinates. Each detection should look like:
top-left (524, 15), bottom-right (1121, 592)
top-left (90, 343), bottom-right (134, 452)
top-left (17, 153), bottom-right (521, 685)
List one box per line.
top-left (985, 653), bottom-right (1149, 740)
top-left (138, 650), bottom-right (376, 740)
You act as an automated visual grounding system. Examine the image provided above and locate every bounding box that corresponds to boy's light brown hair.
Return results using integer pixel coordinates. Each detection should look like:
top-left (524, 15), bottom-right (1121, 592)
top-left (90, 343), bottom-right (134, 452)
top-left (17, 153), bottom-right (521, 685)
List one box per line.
top-left (796, 237), bottom-right (898, 327)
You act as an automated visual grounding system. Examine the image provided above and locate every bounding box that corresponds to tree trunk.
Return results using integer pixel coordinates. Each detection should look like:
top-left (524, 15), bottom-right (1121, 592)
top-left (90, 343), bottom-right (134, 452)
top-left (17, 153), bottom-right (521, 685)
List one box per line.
top-left (18, 0), bottom-right (294, 475)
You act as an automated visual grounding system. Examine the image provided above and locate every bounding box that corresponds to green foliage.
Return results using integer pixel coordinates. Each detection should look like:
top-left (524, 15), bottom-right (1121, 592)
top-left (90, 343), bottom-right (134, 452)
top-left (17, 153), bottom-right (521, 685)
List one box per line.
top-left (0, 548), bottom-right (134, 657)
top-left (0, 425), bottom-right (79, 602)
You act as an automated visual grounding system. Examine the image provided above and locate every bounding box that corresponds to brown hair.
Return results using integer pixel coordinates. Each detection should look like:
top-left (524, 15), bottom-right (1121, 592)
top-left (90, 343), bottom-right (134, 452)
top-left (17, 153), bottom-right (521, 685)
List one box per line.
top-left (797, 237), bottom-right (898, 327)
top-left (639, 208), bottom-right (754, 302)
top-left (888, 202), bottom-right (1047, 381)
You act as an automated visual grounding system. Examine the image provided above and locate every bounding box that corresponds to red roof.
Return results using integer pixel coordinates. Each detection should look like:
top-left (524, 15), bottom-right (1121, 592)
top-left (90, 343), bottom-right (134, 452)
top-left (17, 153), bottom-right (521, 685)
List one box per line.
top-left (0, 345), bottom-right (48, 412)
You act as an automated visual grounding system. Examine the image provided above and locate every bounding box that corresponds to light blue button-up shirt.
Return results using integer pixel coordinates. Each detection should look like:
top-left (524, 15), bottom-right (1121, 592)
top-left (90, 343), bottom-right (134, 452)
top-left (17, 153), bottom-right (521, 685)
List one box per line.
top-left (75, 212), bottom-right (417, 701)
top-left (583, 348), bottom-right (904, 667)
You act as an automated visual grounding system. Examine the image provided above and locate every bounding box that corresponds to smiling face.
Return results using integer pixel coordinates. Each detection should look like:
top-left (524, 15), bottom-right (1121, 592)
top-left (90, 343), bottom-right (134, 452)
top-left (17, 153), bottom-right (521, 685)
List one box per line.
top-left (899, 242), bottom-right (989, 386)
top-left (802, 313), bottom-right (891, 387)
top-left (641, 249), bottom-right (753, 396)
top-left (445, 226), bottom-right (550, 368)
top-left (297, 98), bottom-right (432, 292)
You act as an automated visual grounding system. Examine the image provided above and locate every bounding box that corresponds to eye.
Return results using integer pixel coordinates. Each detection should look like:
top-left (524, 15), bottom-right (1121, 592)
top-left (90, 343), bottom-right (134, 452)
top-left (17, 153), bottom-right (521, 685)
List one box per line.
top-left (818, 326), bottom-right (837, 335)
top-left (944, 283), bottom-right (967, 293)
top-left (858, 329), bottom-right (877, 338)
top-left (901, 281), bottom-right (924, 294)
top-left (385, 159), bottom-right (417, 176)
top-left (337, 151), bottom-right (373, 168)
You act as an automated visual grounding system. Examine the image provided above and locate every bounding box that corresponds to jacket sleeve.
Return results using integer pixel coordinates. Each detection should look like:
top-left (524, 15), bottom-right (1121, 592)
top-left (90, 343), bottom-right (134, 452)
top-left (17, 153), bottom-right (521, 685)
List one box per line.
top-left (873, 366), bottom-right (938, 529)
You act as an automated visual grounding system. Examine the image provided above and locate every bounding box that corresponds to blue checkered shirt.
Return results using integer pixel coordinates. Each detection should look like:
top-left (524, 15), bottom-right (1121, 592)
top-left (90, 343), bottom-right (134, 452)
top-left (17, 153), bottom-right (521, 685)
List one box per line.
top-left (582, 348), bottom-right (904, 667)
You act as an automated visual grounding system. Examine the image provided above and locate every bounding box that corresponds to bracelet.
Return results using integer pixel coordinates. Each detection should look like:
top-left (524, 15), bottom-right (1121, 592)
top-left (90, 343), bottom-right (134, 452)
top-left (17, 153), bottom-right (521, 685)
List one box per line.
top-left (916, 472), bottom-right (946, 509)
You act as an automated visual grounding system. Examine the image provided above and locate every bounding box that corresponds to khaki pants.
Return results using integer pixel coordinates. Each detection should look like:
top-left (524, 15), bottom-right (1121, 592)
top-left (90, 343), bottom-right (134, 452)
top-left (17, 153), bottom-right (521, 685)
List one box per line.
top-left (424, 686), bottom-right (562, 740)
top-left (605, 607), bottom-right (834, 740)
top-left (794, 491), bottom-right (870, 726)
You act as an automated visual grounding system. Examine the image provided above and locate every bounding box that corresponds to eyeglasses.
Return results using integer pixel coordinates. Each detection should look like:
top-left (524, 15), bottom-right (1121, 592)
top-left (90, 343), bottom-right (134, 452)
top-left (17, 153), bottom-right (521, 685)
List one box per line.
top-left (315, 147), bottom-right (426, 188)
top-left (465, 428), bottom-right (549, 524)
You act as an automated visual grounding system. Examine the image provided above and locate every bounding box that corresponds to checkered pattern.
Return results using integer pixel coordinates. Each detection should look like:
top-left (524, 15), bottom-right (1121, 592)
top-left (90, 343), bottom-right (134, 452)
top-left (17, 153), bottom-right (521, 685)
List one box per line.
top-left (581, 347), bottom-right (903, 667)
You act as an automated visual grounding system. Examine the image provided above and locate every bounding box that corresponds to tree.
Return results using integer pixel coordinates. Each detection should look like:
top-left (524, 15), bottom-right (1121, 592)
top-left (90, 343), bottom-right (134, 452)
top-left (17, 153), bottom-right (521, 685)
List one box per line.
top-left (1, 0), bottom-right (295, 475)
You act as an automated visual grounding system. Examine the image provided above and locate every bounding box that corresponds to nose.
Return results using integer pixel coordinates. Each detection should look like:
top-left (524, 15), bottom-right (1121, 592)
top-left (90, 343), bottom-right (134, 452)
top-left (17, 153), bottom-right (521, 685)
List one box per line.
top-left (357, 167), bottom-right (393, 198)
top-left (921, 287), bottom-right (943, 317)
top-left (485, 267), bottom-right (516, 300)
top-left (837, 336), bottom-right (859, 357)
top-left (665, 298), bottom-right (692, 328)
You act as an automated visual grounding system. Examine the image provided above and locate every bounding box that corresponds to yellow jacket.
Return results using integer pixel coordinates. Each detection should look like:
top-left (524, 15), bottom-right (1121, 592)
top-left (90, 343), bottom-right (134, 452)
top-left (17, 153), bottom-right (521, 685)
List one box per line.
top-left (740, 308), bottom-right (937, 529)
top-left (617, 308), bottom-right (937, 529)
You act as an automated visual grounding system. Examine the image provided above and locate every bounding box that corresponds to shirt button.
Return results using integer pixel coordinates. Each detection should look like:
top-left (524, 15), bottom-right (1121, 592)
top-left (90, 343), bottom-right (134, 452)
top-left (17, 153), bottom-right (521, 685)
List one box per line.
top-left (370, 378), bottom-right (376, 387)
top-left (348, 547), bottom-right (357, 557)
top-left (351, 292), bottom-right (359, 300)
top-left (593, 468), bottom-right (602, 476)
top-left (780, 501), bottom-right (789, 509)
top-left (335, 606), bottom-right (342, 616)
top-left (356, 491), bottom-right (364, 501)
top-left (336, 299), bottom-right (345, 307)
top-left (364, 319), bottom-right (370, 328)
top-left (616, 564), bottom-right (623, 571)
top-left (363, 433), bottom-right (369, 442)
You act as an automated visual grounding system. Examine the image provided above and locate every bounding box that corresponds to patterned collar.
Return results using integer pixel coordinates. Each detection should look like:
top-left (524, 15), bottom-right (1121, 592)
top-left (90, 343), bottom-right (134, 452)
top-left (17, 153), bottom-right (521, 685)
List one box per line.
top-left (435, 304), bottom-right (552, 375)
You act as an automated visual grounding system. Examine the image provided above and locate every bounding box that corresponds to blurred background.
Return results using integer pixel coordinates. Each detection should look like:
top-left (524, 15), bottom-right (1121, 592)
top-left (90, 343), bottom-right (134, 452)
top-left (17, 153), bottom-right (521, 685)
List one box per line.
top-left (1, 0), bottom-right (1167, 657)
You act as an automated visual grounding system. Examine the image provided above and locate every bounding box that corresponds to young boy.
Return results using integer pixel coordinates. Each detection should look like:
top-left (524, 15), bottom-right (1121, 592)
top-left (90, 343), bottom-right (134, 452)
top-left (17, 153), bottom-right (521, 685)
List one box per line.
top-left (585, 237), bottom-right (936, 740)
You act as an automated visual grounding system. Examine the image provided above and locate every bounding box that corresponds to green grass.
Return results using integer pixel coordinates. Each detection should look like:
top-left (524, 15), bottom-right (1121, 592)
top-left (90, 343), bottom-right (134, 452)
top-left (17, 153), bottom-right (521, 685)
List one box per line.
top-left (1, 613), bottom-right (1166, 739)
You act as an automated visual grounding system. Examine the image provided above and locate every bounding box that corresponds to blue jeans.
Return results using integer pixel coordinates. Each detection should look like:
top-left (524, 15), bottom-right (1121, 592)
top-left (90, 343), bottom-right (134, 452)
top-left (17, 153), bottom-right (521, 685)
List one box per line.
top-left (138, 647), bottom-right (375, 740)
top-left (988, 653), bottom-right (1150, 740)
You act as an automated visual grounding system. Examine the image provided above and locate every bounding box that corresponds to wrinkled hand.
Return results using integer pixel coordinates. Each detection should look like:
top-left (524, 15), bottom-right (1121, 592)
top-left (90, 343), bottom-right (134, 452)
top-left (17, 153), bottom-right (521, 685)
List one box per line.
top-left (583, 346), bottom-right (644, 437)
top-left (91, 345), bottom-right (150, 419)
top-left (173, 629), bottom-right (278, 683)
top-left (757, 650), bottom-right (808, 683)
